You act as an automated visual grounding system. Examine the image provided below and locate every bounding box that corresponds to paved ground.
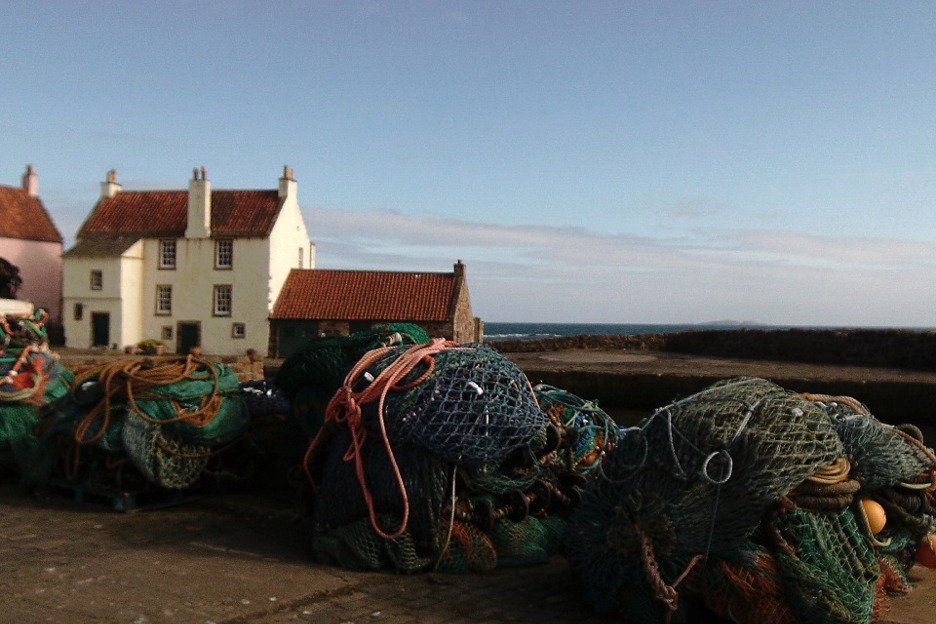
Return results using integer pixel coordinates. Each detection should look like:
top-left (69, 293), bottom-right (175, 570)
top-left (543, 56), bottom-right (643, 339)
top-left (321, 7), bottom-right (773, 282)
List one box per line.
top-left (1, 481), bottom-right (617, 624)
top-left (2, 479), bottom-right (935, 624)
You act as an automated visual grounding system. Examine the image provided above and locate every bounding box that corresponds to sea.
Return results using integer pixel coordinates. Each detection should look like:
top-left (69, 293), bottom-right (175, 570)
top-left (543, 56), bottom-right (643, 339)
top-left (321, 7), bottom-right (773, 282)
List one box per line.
top-left (482, 321), bottom-right (936, 341)
top-left (482, 321), bottom-right (788, 341)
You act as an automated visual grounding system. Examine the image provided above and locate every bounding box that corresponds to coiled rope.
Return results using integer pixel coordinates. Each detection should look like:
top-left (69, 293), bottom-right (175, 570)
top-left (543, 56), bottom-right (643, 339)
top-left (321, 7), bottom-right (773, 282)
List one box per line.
top-left (305, 338), bottom-right (462, 540)
top-left (71, 355), bottom-right (225, 446)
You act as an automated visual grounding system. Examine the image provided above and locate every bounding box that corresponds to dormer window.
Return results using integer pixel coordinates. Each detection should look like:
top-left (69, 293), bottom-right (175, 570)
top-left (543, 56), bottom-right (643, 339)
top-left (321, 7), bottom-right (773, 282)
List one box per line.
top-left (159, 239), bottom-right (177, 269)
top-left (215, 239), bottom-right (233, 269)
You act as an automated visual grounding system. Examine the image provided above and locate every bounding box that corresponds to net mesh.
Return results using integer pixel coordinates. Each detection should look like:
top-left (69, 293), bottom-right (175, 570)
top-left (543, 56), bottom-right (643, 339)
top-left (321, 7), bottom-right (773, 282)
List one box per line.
top-left (29, 356), bottom-right (250, 491)
top-left (566, 377), bottom-right (847, 620)
top-left (357, 342), bottom-right (548, 467)
top-left (1, 311), bottom-right (72, 477)
top-left (302, 339), bottom-right (602, 573)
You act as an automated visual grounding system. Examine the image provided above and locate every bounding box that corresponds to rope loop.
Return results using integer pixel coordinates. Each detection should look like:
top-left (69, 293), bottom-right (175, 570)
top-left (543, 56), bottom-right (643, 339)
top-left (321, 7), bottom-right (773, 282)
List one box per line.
top-left (701, 449), bottom-right (734, 484)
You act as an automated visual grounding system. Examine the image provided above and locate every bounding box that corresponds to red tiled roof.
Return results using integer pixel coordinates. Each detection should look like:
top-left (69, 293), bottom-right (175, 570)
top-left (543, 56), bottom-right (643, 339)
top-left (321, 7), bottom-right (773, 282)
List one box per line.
top-left (0, 185), bottom-right (63, 243)
top-left (273, 269), bottom-right (456, 321)
top-left (77, 189), bottom-right (281, 238)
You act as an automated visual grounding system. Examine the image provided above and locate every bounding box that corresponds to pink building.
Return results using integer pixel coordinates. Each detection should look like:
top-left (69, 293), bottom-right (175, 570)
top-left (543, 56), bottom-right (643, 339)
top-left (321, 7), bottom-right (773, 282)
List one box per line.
top-left (0, 165), bottom-right (64, 325)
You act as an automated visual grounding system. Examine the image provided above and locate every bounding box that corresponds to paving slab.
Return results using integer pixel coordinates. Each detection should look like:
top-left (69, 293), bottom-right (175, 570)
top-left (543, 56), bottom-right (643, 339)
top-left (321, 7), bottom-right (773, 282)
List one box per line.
top-left (2, 481), bottom-right (934, 623)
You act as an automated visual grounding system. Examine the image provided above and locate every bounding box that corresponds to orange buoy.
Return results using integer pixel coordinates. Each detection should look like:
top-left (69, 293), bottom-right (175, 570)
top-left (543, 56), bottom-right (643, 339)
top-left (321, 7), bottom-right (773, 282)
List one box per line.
top-left (860, 499), bottom-right (887, 534)
top-left (916, 534), bottom-right (936, 569)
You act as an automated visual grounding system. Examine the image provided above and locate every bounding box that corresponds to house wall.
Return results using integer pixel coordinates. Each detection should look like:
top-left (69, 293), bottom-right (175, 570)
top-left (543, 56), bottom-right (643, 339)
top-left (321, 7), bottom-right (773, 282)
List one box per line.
top-left (118, 246), bottom-right (144, 348)
top-left (451, 284), bottom-right (477, 343)
top-left (62, 252), bottom-right (132, 348)
top-left (0, 237), bottom-right (62, 323)
top-left (139, 237), bottom-right (273, 355)
top-left (268, 178), bottom-right (315, 313)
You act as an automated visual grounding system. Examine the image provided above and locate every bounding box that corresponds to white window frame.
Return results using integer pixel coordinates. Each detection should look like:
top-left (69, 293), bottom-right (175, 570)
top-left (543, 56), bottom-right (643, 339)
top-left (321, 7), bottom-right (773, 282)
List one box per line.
top-left (215, 239), bottom-right (233, 269)
top-left (232, 322), bottom-right (246, 338)
top-left (159, 239), bottom-right (177, 269)
top-left (213, 284), bottom-right (232, 316)
top-left (156, 284), bottom-right (172, 315)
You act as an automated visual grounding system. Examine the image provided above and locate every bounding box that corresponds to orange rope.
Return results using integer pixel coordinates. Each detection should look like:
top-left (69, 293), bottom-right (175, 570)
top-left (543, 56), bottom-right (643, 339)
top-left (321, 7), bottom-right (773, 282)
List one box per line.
top-left (636, 525), bottom-right (703, 623)
top-left (72, 355), bottom-right (224, 446)
top-left (304, 338), bottom-right (461, 540)
top-left (799, 392), bottom-right (869, 415)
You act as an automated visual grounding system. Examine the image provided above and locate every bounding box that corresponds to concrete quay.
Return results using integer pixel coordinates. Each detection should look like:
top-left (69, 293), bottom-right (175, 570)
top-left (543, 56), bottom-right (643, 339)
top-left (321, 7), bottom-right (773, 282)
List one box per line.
top-left (1, 481), bottom-right (615, 624)
top-left (1, 478), bottom-right (935, 624)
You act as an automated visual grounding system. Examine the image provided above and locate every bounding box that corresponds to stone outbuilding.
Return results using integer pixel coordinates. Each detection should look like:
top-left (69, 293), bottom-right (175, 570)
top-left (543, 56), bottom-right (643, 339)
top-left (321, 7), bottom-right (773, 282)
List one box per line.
top-left (270, 260), bottom-right (482, 358)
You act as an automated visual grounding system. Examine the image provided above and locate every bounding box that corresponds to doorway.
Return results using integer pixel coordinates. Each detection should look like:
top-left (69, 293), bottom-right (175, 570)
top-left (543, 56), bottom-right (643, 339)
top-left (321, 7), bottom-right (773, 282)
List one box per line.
top-left (178, 321), bottom-right (201, 355)
top-left (91, 312), bottom-right (110, 347)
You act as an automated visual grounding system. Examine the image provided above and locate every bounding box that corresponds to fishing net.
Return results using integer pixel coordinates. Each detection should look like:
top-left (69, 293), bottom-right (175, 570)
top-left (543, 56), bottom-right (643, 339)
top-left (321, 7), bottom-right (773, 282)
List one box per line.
top-left (304, 339), bottom-right (598, 573)
top-left (311, 514), bottom-right (436, 573)
top-left (533, 383), bottom-right (620, 476)
top-left (1, 312), bottom-right (72, 476)
top-left (270, 324), bottom-right (430, 498)
top-left (0, 309), bottom-right (50, 350)
top-left (766, 505), bottom-right (880, 623)
top-left (565, 377), bottom-right (848, 621)
top-left (353, 342), bottom-right (547, 467)
top-left (803, 394), bottom-right (935, 491)
top-left (29, 356), bottom-right (250, 492)
top-left (800, 392), bottom-right (936, 598)
top-left (311, 428), bottom-right (451, 557)
top-left (275, 323), bottom-right (430, 435)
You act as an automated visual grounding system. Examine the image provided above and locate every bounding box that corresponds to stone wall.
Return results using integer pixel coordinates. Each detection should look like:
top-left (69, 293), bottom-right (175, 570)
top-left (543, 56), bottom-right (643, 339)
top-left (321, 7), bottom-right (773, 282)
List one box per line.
top-left (490, 328), bottom-right (936, 371)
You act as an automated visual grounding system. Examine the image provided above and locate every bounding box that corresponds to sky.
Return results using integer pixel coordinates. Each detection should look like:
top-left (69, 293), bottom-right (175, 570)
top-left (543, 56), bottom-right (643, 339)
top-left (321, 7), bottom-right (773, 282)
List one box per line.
top-left (3, 1), bottom-right (936, 327)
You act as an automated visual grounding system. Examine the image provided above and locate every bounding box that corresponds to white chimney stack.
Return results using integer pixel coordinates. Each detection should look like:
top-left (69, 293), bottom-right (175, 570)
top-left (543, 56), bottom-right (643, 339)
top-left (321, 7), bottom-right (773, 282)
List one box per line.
top-left (100, 168), bottom-right (121, 199)
top-left (21, 164), bottom-right (38, 197)
top-left (278, 164), bottom-right (296, 200)
top-left (186, 166), bottom-right (211, 238)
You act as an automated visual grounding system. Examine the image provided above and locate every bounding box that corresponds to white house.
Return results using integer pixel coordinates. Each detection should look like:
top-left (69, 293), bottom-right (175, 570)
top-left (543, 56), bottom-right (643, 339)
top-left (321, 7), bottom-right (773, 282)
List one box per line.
top-left (62, 166), bottom-right (314, 355)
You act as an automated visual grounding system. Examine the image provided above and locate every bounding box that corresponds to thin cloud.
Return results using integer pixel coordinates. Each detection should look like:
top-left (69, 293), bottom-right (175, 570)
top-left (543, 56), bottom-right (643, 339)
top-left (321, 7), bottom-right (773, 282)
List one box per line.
top-left (305, 206), bottom-right (936, 325)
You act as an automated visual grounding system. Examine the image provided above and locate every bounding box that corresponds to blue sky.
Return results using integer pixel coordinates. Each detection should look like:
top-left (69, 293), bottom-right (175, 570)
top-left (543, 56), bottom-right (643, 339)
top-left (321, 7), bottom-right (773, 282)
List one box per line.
top-left (3, 1), bottom-right (936, 326)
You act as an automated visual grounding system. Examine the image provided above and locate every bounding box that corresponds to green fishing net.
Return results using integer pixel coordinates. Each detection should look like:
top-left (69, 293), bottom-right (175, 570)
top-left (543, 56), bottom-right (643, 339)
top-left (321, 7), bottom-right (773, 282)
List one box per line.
top-left (29, 357), bottom-right (249, 492)
top-left (1, 347), bottom-right (73, 475)
top-left (304, 341), bottom-right (604, 573)
top-left (566, 377), bottom-right (849, 621)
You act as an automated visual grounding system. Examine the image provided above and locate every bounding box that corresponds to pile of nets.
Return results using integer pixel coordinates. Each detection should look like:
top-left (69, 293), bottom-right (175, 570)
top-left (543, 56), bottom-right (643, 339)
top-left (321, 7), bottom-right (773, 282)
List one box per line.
top-left (271, 324), bottom-right (431, 496)
top-left (27, 355), bottom-right (250, 494)
top-left (566, 376), bottom-right (936, 624)
top-left (801, 392), bottom-right (936, 601)
top-left (1, 309), bottom-right (72, 476)
top-left (300, 337), bottom-right (620, 573)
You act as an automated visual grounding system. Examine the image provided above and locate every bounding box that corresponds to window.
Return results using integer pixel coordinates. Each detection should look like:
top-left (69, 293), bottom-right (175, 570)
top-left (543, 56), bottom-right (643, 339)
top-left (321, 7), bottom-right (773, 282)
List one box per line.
top-left (232, 322), bottom-right (246, 338)
top-left (74, 303), bottom-right (84, 321)
top-left (161, 326), bottom-right (173, 340)
top-left (213, 284), bottom-right (232, 316)
top-left (90, 270), bottom-right (103, 290)
top-left (159, 239), bottom-right (177, 269)
top-left (156, 285), bottom-right (172, 315)
top-left (298, 247), bottom-right (303, 268)
top-left (215, 239), bottom-right (233, 269)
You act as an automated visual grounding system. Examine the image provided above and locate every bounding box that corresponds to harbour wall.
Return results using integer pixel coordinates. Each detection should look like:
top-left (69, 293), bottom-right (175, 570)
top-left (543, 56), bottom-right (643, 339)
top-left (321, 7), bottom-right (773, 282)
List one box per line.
top-left (490, 329), bottom-right (936, 426)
